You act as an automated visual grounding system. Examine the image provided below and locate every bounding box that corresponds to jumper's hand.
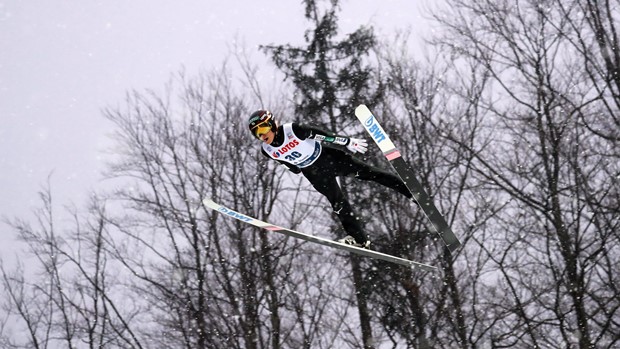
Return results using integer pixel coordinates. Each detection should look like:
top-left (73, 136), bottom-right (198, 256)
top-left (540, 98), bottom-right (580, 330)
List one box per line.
top-left (346, 138), bottom-right (368, 154)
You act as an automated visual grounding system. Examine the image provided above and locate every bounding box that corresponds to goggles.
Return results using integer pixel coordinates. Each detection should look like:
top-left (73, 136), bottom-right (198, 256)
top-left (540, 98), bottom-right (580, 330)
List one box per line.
top-left (252, 121), bottom-right (272, 139)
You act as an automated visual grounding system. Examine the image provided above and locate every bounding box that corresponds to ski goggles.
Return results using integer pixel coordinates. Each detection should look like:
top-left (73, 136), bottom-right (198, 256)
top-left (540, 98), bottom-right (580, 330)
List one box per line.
top-left (251, 122), bottom-right (272, 139)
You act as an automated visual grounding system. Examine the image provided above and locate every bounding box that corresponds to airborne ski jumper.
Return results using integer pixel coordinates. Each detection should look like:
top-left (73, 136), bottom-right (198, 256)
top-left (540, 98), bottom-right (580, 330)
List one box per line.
top-left (202, 105), bottom-right (458, 269)
top-left (248, 109), bottom-right (414, 248)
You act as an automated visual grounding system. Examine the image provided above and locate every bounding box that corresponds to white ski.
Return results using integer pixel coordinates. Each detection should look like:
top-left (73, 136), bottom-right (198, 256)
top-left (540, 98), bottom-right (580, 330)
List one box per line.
top-left (355, 104), bottom-right (462, 252)
top-left (203, 198), bottom-right (436, 271)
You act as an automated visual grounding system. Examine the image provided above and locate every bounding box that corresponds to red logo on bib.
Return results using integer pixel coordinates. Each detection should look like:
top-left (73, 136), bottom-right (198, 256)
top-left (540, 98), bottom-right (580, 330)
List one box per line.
top-left (273, 139), bottom-right (299, 157)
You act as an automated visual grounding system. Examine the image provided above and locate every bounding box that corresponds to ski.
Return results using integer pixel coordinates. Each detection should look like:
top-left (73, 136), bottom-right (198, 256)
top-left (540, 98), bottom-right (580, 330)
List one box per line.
top-left (355, 104), bottom-right (462, 252)
top-left (203, 198), bottom-right (436, 271)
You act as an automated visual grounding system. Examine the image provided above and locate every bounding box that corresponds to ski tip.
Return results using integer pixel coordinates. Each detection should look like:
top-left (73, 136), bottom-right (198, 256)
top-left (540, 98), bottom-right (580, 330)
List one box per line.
top-left (415, 264), bottom-right (437, 272)
top-left (354, 104), bottom-right (372, 118)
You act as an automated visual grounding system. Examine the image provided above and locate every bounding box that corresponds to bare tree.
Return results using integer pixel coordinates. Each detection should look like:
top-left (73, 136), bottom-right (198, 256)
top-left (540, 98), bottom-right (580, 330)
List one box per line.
top-left (555, 0), bottom-right (620, 142)
top-left (429, 0), bottom-right (620, 347)
top-left (1, 184), bottom-right (144, 348)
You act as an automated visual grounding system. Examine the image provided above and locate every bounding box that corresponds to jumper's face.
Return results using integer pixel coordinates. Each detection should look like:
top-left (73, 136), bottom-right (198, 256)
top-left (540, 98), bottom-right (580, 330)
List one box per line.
top-left (252, 122), bottom-right (275, 144)
top-left (258, 129), bottom-right (275, 144)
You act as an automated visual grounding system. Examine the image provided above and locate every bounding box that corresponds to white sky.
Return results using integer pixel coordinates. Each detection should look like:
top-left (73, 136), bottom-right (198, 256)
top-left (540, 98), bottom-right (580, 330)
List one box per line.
top-left (0, 0), bottom-right (437, 262)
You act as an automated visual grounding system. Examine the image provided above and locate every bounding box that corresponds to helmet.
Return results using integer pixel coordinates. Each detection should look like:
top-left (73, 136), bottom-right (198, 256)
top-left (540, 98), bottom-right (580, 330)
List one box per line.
top-left (248, 109), bottom-right (276, 138)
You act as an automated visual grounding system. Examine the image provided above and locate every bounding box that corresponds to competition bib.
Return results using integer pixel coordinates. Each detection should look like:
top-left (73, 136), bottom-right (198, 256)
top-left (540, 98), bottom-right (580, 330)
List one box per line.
top-left (262, 123), bottom-right (321, 168)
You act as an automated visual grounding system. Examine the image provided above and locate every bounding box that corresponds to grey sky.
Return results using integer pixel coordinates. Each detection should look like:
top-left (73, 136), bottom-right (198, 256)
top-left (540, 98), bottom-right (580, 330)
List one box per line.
top-left (0, 0), bottom-right (433, 262)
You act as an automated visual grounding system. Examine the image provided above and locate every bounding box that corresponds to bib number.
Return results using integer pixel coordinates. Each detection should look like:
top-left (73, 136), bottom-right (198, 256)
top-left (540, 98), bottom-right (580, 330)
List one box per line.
top-left (284, 151), bottom-right (302, 162)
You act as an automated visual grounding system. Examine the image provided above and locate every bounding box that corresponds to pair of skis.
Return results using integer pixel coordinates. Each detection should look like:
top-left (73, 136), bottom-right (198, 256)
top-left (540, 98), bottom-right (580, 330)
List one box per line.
top-left (203, 105), bottom-right (461, 272)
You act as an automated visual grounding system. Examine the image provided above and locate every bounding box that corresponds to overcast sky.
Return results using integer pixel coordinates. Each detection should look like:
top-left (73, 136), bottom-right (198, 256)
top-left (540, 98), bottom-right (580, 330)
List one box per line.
top-left (0, 0), bottom-right (436, 262)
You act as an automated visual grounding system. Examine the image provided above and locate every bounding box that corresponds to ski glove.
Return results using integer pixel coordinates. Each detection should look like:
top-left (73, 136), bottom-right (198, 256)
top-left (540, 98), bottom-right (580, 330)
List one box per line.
top-left (346, 138), bottom-right (368, 154)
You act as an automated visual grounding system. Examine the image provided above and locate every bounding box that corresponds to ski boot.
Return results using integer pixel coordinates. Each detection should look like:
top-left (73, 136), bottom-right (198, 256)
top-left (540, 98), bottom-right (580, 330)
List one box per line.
top-left (337, 235), bottom-right (371, 249)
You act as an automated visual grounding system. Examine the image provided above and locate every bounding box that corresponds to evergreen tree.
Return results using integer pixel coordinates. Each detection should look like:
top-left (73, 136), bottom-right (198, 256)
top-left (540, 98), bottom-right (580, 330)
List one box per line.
top-left (261, 0), bottom-right (382, 130)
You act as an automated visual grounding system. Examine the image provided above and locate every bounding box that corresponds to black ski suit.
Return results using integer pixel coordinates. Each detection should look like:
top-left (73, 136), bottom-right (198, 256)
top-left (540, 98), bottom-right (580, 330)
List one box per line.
top-left (261, 123), bottom-right (412, 244)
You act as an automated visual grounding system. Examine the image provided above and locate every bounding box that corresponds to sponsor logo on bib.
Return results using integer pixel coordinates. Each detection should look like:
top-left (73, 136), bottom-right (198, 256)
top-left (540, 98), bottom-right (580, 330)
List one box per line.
top-left (273, 139), bottom-right (300, 157)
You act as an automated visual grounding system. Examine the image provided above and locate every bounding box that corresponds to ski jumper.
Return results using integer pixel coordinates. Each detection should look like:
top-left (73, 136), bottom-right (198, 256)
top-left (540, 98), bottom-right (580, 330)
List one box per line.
top-left (261, 122), bottom-right (412, 244)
